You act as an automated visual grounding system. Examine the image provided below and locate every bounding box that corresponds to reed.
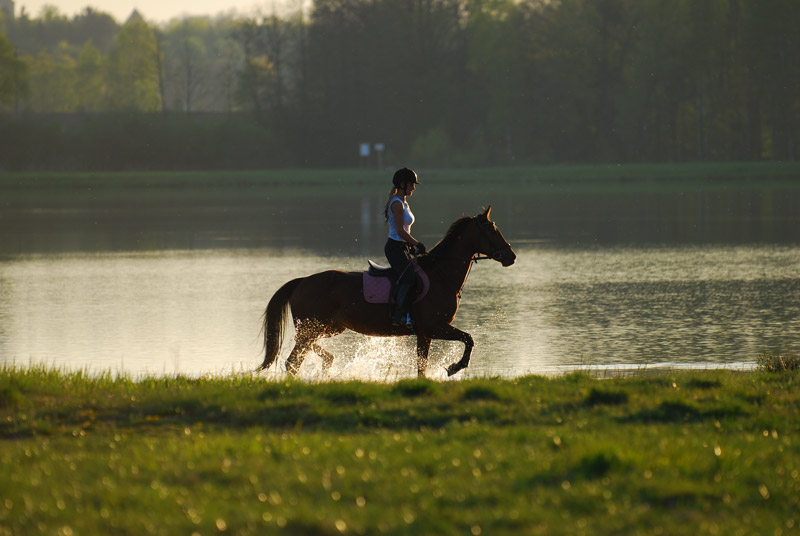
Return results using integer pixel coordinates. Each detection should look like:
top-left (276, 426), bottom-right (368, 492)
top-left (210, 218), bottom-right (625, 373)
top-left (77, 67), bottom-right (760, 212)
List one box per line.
top-left (757, 351), bottom-right (800, 373)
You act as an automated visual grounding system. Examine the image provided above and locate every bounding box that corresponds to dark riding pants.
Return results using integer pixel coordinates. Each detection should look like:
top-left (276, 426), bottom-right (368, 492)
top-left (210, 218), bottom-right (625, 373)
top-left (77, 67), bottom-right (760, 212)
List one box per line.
top-left (384, 238), bottom-right (415, 285)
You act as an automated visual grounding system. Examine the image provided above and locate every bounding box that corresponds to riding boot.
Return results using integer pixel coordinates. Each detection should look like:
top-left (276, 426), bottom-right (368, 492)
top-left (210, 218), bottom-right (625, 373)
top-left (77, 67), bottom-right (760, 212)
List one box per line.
top-left (391, 282), bottom-right (415, 328)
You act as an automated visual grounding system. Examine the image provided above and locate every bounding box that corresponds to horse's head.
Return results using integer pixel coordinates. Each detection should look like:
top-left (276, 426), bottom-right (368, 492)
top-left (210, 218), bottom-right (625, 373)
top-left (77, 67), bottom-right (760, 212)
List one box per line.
top-left (475, 206), bottom-right (516, 267)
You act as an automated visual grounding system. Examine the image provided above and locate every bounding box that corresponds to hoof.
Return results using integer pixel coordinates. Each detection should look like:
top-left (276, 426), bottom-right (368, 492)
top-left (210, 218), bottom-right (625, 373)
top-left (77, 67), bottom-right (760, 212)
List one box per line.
top-left (446, 362), bottom-right (467, 377)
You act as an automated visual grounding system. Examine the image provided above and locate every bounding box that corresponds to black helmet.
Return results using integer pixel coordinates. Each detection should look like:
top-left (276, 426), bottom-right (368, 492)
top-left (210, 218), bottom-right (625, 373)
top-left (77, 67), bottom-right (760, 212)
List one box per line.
top-left (392, 168), bottom-right (419, 188)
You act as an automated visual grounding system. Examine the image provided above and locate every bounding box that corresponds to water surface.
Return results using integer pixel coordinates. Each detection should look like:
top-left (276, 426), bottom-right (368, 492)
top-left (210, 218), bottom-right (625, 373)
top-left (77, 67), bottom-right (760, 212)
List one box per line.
top-left (2, 180), bottom-right (799, 378)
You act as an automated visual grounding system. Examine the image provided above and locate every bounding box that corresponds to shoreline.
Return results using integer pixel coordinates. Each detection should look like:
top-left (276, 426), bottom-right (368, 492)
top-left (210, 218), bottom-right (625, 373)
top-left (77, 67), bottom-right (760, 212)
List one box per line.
top-left (0, 360), bottom-right (759, 382)
top-left (2, 161), bottom-right (800, 191)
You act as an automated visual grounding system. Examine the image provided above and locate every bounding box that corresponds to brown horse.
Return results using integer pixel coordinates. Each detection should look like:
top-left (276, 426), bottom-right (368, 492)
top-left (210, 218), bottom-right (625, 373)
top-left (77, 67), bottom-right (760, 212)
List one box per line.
top-left (259, 206), bottom-right (516, 377)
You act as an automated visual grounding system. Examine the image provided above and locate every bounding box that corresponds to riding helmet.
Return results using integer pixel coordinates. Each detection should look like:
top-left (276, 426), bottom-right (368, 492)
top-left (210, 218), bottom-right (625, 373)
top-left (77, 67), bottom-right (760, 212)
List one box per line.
top-left (392, 168), bottom-right (419, 188)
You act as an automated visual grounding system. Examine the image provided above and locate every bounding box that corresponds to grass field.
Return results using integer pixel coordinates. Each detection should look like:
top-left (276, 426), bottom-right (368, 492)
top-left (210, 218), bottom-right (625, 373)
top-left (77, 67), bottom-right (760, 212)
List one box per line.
top-left (2, 161), bottom-right (800, 191)
top-left (1, 366), bottom-right (798, 535)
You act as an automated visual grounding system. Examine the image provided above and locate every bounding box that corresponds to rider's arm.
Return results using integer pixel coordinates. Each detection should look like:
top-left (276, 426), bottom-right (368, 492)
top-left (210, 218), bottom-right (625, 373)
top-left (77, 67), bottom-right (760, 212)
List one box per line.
top-left (390, 201), bottom-right (419, 246)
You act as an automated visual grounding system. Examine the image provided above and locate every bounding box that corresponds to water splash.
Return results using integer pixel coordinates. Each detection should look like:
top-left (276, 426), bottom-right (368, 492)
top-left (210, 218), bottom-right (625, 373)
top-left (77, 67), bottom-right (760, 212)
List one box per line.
top-left (258, 332), bottom-right (465, 382)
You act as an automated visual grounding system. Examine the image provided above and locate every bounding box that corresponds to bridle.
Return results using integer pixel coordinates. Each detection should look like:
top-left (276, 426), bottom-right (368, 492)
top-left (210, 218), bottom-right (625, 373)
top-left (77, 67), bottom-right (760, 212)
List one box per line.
top-left (423, 217), bottom-right (513, 299)
top-left (424, 218), bottom-right (512, 264)
top-left (471, 220), bottom-right (513, 264)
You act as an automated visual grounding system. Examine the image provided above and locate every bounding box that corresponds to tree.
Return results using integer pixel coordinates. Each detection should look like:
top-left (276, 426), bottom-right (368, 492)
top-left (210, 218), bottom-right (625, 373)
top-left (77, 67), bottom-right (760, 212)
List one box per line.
top-left (0, 33), bottom-right (27, 110)
top-left (237, 12), bottom-right (299, 117)
top-left (464, 0), bottom-right (527, 163)
top-left (235, 9), bottom-right (305, 162)
top-left (164, 18), bottom-right (211, 112)
top-left (105, 18), bottom-right (162, 111)
top-left (75, 40), bottom-right (104, 111)
top-left (213, 35), bottom-right (244, 113)
top-left (34, 5), bottom-right (73, 49)
top-left (24, 42), bottom-right (77, 111)
top-left (299, 0), bottom-right (471, 165)
top-left (158, 16), bottom-right (244, 112)
top-left (4, 5), bottom-right (119, 58)
top-left (742, 0), bottom-right (800, 160)
top-left (72, 8), bottom-right (119, 55)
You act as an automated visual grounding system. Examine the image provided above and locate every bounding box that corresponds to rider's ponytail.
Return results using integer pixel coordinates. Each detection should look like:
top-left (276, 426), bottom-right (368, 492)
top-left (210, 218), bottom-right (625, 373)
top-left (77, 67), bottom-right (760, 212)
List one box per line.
top-left (384, 186), bottom-right (399, 222)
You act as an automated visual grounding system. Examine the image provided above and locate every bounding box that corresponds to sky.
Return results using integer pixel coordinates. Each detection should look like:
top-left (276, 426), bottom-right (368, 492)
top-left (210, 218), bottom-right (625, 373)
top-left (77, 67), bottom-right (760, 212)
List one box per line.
top-left (16, 0), bottom-right (287, 23)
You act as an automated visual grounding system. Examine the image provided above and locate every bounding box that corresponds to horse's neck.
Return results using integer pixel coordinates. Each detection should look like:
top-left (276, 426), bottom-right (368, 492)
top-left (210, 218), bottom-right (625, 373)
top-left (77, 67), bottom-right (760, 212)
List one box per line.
top-left (430, 240), bottom-right (475, 292)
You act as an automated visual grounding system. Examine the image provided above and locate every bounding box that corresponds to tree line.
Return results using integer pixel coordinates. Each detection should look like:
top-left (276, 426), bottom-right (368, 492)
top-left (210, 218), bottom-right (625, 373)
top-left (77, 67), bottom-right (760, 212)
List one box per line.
top-left (0, 7), bottom-right (241, 113)
top-left (1, 0), bottom-right (798, 170)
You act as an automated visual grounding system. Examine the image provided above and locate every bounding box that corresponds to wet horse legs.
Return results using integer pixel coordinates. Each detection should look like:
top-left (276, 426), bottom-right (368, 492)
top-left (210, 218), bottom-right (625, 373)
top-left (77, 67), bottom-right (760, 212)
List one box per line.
top-left (285, 321), bottom-right (323, 375)
top-left (285, 321), bottom-right (340, 375)
top-left (313, 343), bottom-right (336, 372)
top-left (428, 324), bottom-right (474, 377)
top-left (285, 336), bottom-right (313, 375)
top-left (416, 335), bottom-right (432, 377)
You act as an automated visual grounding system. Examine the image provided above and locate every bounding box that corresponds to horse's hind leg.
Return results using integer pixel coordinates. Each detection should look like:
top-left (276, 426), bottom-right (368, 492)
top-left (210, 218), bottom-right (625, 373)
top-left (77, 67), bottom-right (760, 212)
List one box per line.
top-left (285, 321), bottom-right (323, 376)
top-left (416, 335), bottom-right (432, 378)
top-left (313, 344), bottom-right (336, 373)
top-left (314, 325), bottom-right (345, 373)
top-left (285, 337), bottom-right (313, 376)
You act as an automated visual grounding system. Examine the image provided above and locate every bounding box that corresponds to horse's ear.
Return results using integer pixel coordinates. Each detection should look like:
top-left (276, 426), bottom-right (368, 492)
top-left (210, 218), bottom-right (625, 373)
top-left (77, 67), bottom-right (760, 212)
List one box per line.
top-left (482, 205), bottom-right (492, 221)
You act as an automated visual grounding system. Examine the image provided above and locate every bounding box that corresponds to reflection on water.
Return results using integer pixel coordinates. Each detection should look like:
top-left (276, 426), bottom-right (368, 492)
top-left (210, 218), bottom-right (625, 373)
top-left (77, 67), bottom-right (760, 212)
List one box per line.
top-left (467, 246), bottom-right (800, 374)
top-left (3, 181), bottom-right (800, 377)
top-left (2, 246), bottom-right (798, 378)
top-left (4, 183), bottom-right (800, 257)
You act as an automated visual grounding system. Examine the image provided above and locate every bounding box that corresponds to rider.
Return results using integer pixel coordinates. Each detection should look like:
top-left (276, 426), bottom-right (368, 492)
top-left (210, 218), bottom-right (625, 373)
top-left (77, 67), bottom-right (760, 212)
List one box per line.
top-left (384, 167), bottom-right (425, 327)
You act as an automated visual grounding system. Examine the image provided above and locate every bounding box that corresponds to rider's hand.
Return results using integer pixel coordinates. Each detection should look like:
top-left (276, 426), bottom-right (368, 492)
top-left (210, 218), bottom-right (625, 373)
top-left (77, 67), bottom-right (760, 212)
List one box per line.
top-left (415, 242), bottom-right (426, 255)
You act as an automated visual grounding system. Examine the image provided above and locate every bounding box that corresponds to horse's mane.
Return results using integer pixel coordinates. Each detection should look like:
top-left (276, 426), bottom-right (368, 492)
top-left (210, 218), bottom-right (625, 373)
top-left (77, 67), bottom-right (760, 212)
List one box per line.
top-left (418, 216), bottom-right (473, 269)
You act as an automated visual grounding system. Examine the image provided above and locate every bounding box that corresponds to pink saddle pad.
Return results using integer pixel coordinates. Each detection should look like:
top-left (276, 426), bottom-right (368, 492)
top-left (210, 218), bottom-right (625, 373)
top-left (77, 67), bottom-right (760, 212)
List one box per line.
top-left (362, 262), bottom-right (430, 304)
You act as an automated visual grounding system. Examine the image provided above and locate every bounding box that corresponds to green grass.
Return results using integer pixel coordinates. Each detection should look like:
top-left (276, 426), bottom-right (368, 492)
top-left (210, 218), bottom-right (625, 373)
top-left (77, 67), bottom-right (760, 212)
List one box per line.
top-left (2, 161), bottom-right (799, 191)
top-left (1, 365), bottom-right (799, 535)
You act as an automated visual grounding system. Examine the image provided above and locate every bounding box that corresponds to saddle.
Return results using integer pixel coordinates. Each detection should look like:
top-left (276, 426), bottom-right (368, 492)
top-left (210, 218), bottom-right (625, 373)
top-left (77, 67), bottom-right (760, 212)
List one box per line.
top-left (367, 260), bottom-right (395, 276)
top-left (362, 259), bottom-right (430, 304)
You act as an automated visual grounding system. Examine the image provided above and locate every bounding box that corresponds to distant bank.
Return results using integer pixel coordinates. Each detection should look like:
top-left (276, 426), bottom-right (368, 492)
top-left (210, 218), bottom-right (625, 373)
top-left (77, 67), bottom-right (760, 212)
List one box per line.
top-left (3, 161), bottom-right (800, 191)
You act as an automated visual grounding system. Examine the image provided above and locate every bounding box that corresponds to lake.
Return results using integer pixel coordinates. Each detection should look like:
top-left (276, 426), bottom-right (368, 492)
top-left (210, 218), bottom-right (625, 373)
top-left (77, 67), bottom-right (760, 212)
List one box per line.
top-left (2, 174), bottom-right (799, 379)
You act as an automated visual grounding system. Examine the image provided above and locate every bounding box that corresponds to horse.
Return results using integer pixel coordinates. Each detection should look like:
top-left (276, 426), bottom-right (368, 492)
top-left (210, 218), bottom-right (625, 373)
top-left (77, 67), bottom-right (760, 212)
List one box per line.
top-left (258, 206), bottom-right (516, 377)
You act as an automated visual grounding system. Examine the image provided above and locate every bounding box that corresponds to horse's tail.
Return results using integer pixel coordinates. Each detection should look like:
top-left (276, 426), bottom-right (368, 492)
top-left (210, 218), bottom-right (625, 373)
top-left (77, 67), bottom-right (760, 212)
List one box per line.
top-left (259, 277), bottom-right (304, 371)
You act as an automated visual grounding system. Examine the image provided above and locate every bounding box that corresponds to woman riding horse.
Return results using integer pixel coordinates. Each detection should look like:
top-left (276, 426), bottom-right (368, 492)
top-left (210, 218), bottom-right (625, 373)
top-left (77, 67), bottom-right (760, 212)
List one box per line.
top-left (260, 206), bottom-right (515, 377)
top-left (384, 167), bottom-right (425, 328)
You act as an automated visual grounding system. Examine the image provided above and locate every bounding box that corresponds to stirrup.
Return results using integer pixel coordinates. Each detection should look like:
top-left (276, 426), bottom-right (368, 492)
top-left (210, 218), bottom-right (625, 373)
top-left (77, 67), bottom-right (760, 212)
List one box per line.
top-left (391, 312), bottom-right (414, 328)
top-left (391, 311), bottom-right (405, 327)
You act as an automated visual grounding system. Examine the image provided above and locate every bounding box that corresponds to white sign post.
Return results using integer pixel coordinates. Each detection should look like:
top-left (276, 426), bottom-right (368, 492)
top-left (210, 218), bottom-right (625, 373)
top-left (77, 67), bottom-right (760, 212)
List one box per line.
top-left (359, 143), bottom-right (370, 168)
top-left (374, 143), bottom-right (385, 169)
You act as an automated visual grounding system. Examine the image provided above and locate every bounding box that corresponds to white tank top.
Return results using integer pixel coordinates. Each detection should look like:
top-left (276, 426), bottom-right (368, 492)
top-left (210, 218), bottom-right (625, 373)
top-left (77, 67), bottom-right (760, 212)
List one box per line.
top-left (387, 196), bottom-right (414, 241)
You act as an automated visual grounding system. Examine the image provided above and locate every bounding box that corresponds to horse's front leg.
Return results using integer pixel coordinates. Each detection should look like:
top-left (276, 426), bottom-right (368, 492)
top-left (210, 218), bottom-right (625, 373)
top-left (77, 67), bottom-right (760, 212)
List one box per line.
top-left (416, 335), bottom-right (432, 377)
top-left (426, 324), bottom-right (474, 376)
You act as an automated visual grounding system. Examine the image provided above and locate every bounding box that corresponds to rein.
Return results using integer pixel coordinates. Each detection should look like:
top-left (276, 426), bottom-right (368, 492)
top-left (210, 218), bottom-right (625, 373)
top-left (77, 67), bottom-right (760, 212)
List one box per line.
top-left (418, 217), bottom-right (512, 299)
top-left (422, 253), bottom-right (490, 301)
top-left (424, 253), bottom-right (489, 264)
top-left (430, 248), bottom-right (510, 264)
